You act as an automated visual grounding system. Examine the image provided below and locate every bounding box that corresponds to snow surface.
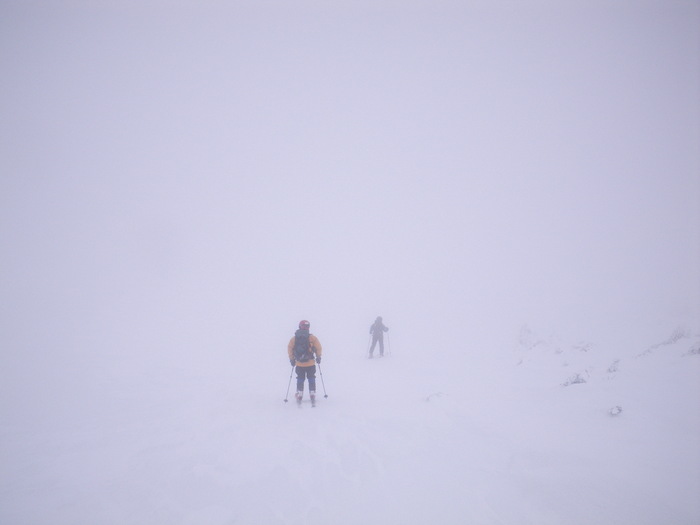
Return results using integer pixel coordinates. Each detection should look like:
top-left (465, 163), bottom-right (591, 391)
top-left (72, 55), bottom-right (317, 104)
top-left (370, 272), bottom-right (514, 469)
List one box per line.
top-left (2, 2), bottom-right (700, 524)
top-left (1, 326), bottom-right (699, 525)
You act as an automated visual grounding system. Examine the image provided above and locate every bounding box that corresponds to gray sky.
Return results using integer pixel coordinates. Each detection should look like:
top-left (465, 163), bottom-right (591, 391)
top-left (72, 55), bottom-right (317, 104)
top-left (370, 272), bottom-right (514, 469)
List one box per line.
top-left (1, 1), bottom-right (699, 369)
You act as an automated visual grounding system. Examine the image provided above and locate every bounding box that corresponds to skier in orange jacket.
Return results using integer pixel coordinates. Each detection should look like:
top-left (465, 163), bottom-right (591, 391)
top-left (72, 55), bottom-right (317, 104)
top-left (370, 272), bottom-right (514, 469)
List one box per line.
top-left (288, 320), bottom-right (323, 403)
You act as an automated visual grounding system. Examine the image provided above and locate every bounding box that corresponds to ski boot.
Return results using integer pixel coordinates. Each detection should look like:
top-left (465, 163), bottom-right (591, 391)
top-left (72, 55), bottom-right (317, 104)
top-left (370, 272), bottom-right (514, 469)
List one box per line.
top-left (295, 391), bottom-right (303, 406)
top-left (310, 391), bottom-right (316, 407)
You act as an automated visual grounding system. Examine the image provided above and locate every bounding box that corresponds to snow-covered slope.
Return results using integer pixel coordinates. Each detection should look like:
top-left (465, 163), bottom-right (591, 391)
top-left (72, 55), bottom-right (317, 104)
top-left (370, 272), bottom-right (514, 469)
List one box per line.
top-left (2, 2), bottom-right (699, 524)
top-left (1, 326), bottom-right (698, 525)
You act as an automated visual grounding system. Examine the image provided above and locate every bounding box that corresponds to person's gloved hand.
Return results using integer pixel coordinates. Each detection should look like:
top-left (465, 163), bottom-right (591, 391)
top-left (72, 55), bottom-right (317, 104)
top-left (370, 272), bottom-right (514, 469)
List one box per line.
top-left (316, 356), bottom-right (321, 364)
top-left (290, 359), bottom-right (295, 367)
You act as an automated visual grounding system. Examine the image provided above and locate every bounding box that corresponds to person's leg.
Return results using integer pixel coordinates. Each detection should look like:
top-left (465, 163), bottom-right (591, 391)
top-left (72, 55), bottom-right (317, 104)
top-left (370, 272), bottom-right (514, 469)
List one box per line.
top-left (295, 366), bottom-right (305, 398)
top-left (379, 337), bottom-right (384, 356)
top-left (307, 365), bottom-right (317, 393)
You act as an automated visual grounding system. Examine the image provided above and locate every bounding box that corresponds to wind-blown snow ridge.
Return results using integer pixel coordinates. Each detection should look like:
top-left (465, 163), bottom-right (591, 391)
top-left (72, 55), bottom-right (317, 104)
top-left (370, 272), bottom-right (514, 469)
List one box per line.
top-left (637, 325), bottom-right (695, 357)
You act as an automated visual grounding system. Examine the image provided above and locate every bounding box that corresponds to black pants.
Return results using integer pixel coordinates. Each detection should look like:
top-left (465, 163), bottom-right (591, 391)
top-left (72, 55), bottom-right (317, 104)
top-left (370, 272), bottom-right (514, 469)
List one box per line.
top-left (370, 336), bottom-right (384, 355)
top-left (296, 365), bottom-right (316, 392)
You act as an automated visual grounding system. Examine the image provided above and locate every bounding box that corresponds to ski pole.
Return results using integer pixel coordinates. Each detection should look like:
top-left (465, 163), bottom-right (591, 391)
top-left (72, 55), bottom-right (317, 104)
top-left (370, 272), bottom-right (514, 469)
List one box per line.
top-left (283, 364), bottom-right (294, 403)
top-left (367, 334), bottom-right (372, 358)
top-left (317, 362), bottom-right (328, 398)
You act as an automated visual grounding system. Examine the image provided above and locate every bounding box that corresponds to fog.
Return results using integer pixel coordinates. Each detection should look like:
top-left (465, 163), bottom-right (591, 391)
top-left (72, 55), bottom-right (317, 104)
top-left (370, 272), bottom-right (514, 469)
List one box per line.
top-left (1, 0), bottom-right (699, 510)
top-left (0, 0), bottom-right (700, 524)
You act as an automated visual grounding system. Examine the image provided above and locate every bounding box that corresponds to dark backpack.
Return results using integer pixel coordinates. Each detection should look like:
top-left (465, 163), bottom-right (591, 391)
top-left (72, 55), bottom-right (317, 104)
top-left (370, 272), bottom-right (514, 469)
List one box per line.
top-left (293, 329), bottom-right (313, 362)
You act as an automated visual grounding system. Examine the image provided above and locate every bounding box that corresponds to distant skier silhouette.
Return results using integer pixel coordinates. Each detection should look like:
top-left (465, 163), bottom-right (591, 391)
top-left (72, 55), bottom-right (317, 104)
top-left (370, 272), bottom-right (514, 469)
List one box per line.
top-left (369, 316), bottom-right (389, 358)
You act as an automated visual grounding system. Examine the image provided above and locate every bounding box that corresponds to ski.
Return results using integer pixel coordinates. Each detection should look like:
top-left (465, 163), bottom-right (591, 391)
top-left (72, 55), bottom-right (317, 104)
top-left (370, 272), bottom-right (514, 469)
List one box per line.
top-left (293, 400), bottom-right (317, 408)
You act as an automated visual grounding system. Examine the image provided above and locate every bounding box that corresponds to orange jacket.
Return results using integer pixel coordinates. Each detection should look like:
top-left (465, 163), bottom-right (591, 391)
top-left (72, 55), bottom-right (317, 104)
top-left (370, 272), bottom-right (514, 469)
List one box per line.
top-left (288, 333), bottom-right (323, 367)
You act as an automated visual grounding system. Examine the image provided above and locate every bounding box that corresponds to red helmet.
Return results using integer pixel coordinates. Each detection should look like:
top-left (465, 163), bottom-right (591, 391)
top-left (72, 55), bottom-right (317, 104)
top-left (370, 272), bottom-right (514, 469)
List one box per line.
top-left (299, 320), bottom-right (310, 329)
